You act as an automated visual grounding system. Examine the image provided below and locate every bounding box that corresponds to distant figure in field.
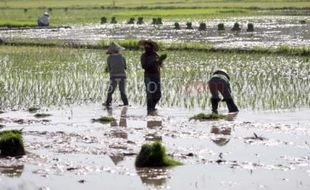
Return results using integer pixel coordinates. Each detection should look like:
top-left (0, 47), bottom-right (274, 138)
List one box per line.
top-left (37, 12), bottom-right (49, 26)
top-left (139, 40), bottom-right (167, 115)
top-left (208, 69), bottom-right (239, 114)
top-left (104, 42), bottom-right (129, 108)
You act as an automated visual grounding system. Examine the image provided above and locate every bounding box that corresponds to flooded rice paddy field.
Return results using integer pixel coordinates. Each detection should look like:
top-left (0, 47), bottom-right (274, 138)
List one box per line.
top-left (0, 44), bottom-right (309, 189)
top-left (0, 105), bottom-right (309, 190)
top-left (0, 16), bottom-right (310, 49)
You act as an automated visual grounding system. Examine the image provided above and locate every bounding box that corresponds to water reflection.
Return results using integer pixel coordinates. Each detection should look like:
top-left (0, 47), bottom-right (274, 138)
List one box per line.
top-left (210, 126), bottom-right (232, 146)
top-left (109, 107), bottom-right (128, 139)
top-left (109, 153), bottom-right (124, 165)
top-left (136, 167), bottom-right (168, 188)
top-left (0, 165), bottom-right (24, 177)
top-left (145, 119), bottom-right (162, 141)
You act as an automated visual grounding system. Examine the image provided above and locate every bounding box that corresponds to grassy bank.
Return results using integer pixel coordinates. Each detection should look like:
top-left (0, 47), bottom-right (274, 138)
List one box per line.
top-left (0, 7), bottom-right (309, 25)
top-left (0, 21), bottom-right (37, 28)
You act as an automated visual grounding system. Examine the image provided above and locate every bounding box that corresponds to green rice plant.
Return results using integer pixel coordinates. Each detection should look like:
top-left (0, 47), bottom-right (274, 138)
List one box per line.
top-left (28, 107), bottom-right (40, 113)
top-left (186, 22), bottom-right (193, 29)
top-left (34, 113), bottom-right (52, 118)
top-left (247, 23), bottom-right (254, 32)
top-left (174, 22), bottom-right (181, 29)
top-left (198, 22), bottom-right (207, 31)
top-left (135, 141), bottom-right (182, 167)
top-left (92, 116), bottom-right (116, 124)
top-left (189, 113), bottom-right (227, 121)
top-left (218, 23), bottom-right (225, 30)
top-left (0, 130), bottom-right (25, 157)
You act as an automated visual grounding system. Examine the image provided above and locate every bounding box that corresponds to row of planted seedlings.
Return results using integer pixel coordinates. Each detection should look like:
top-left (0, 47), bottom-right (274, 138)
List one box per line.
top-left (101, 16), bottom-right (162, 25)
top-left (100, 16), bottom-right (254, 32)
top-left (1, 46), bottom-right (309, 110)
top-left (175, 22), bottom-right (254, 32)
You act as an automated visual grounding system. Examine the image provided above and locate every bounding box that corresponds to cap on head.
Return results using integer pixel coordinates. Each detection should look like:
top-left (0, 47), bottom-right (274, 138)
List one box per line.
top-left (44, 12), bottom-right (49, 16)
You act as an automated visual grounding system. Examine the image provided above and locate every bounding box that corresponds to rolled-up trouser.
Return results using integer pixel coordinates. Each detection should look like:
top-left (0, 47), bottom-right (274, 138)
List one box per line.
top-left (144, 77), bottom-right (161, 111)
top-left (208, 77), bottom-right (238, 113)
top-left (106, 77), bottom-right (128, 105)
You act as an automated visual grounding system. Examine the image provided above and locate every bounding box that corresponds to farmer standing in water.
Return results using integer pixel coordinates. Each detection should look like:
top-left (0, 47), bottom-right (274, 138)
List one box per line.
top-left (208, 69), bottom-right (239, 114)
top-left (103, 42), bottom-right (129, 108)
top-left (139, 40), bottom-right (167, 115)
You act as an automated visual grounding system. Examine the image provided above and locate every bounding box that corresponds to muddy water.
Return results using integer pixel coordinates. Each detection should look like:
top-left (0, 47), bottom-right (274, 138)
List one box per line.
top-left (0, 104), bottom-right (309, 190)
top-left (0, 16), bottom-right (309, 49)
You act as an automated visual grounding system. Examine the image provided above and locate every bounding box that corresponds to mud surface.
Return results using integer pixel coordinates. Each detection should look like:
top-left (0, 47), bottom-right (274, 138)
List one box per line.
top-left (0, 104), bottom-right (309, 190)
top-left (0, 16), bottom-right (309, 49)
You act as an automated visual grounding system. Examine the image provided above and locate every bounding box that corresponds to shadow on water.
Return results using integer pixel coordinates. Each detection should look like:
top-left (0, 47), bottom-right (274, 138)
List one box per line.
top-left (136, 167), bottom-right (169, 188)
top-left (0, 165), bottom-right (24, 177)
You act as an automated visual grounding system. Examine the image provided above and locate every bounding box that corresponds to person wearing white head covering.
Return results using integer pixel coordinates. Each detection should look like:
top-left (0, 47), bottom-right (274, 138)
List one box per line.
top-left (37, 12), bottom-right (49, 26)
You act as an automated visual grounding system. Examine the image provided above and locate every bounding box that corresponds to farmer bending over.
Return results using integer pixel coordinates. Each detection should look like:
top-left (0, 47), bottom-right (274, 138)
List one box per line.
top-left (208, 69), bottom-right (239, 114)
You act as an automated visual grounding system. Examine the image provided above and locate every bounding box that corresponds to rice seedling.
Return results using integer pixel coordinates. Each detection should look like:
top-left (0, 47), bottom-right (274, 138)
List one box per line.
top-left (91, 116), bottom-right (116, 124)
top-left (135, 141), bottom-right (182, 167)
top-left (137, 17), bottom-right (144, 24)
top-left (174, 22), bottom-right (181, 29)
top-left (247, 23), bottom-right (254, 32)
top-left (198, 22), bottom-right (207, 31)
top-left (218, 23), bottom-right (225, 31)
top-left (28, 107), bottom-right (40, 113)
top-left (0, 130), bottom-right (25, 157)
top-left (101, 17), bottom-right (107, 24)
top-left (231, 22), bottom-right (241, 31)
top-left (189, 113), bottom-right (227, 121)
top-left (34, 113), bottom-right (52, 118)
top-left (186, 22), bottom-right (193, 29)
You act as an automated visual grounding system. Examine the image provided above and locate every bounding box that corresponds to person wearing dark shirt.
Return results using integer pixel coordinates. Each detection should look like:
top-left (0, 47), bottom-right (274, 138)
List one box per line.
top-left (139, 40), bottom-right (167, 115)
top-left (208, 69), bottom-right (239, 114)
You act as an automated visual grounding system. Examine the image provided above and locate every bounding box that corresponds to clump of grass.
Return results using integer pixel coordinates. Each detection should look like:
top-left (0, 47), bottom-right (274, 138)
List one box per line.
top-left (174, 22), bottom-right (180, 29)
top-left (189, 113), bottom-right (227, 121)
top-left (0, 130), bottom-right (25, 157)
top-left (100, 17), bottom-right (107, 24)
top-left (28, 107), bottom-right (40, 113)
top-left (247, 23), bottom-right (254, 32)
top-left (218, 23), bottom-right (225, 31)
top-left (92, 116), bottom-right (115, 124)
top-left (135, 141), bottom-right (182, 167)
top-left (198, 22), bottom-right (207, 31)
top-left (137, 17), bottom-right (144, 24)
top-left (231, 22), bottom-right (241, 31)
top-left (34, 113), bottom-right (52, 118)
top-left (127, 17), bottom-right (135, 24)
top-left (110, 17), bottom-right (117, 24)
top-left (186, 22), bottom-right (193, 29)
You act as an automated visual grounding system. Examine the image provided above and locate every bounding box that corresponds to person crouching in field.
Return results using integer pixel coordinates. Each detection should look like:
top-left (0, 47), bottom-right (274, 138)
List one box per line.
top-left (37, 12), bottom-right (49, 26)
top-left (139, 40), bottom-right (167, 115)
top-left (208, 69), bottom-right (239, 114)
top-left (104, 42), bottom-right (129, 108)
